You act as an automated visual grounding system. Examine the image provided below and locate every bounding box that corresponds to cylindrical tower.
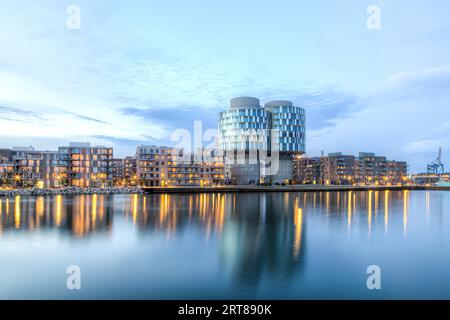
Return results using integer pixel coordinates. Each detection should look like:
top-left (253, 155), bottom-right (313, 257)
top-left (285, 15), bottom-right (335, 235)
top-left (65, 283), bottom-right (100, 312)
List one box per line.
top-left (263, 100), bottom-right (306, 184)
top-left (218, 97), bottom-right (269, 185)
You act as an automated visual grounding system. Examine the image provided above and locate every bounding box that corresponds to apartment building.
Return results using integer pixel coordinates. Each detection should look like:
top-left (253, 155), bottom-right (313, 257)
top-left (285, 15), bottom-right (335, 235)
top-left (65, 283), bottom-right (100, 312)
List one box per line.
top-left (60, 142), bottom-right (113, 187)
top-left (355, 152), bottom-right (388, 184)
top-left (167, 149), bottom-right (224, 186)
top-left (136, 145), bottom-right (171, 187)
top-left (293, 152), bottom-right (408, 185)
top-left (123, 156), bottom-right (137, 186)
top-left (293, 156), bottom-right (322, 184)
top-left (0, 149), bottom-right (15, 187)
top-left (386, 160), bottom-right (408, 184)
top-left (321, 153), bottom-right (356, 185)
top-left (136, 145), bottom-right (224, 187)
top-left (112, 158), bottom-right (124, 186)
top-left (0, 147), bottom-right (69, 188)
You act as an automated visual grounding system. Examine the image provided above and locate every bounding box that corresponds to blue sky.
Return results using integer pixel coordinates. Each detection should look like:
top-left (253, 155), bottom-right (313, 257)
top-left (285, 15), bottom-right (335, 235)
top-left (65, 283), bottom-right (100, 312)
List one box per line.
top-left (0, 0), bottom-right (449, 172)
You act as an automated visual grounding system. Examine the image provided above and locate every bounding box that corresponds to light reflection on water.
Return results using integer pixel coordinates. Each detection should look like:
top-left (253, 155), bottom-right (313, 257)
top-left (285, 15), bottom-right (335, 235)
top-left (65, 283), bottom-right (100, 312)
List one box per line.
top-left (0, 191), bottom-right (449, 299)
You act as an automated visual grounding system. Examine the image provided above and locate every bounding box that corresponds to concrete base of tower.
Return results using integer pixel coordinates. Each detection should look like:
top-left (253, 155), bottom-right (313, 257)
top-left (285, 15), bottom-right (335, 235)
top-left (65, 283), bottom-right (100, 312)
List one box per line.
top-left (264, 153), bottom-right (295, 184)
top-left (230, 164), bottom-right (260, 185)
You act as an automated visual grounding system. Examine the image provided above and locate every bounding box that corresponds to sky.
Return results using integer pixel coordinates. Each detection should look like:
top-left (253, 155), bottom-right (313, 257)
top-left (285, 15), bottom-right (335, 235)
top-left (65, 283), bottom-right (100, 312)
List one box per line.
top-left (0, 0), bottom-right (449, 173)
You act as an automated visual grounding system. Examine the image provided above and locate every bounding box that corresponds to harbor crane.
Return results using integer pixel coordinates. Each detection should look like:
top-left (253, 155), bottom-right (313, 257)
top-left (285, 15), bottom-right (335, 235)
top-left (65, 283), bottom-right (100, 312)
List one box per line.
top-left (427, 147), bottom-right (445, 175)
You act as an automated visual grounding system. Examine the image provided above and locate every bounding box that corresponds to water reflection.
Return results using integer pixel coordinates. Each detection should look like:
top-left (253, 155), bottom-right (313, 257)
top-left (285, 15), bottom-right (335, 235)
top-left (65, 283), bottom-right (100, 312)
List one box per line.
top-left (0, 194), bottom-right (113, 236)
top-left (0, 191), bottom-right (419, 240)
top-left (1, 190), bottom-right (449, 299)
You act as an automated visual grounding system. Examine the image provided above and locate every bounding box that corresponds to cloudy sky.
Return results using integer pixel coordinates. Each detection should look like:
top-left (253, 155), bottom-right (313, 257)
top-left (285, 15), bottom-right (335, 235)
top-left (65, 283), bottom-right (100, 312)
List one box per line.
top-left (0, 0), bottom-right (449, 172)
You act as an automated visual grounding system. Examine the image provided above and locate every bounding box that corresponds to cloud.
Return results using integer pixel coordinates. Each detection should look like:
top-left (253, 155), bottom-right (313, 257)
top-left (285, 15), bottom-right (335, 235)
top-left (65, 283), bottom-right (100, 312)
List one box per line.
top-left (61, 111), bottom-right (111, 125)
top-left (0, 104), bottom-right (46, 123)
top-left (88, 134), bottom-right (160, 145)
top-left (121, 105), bottom-right (219, 131)
top-left (388, 65), bottom-right (450, 89)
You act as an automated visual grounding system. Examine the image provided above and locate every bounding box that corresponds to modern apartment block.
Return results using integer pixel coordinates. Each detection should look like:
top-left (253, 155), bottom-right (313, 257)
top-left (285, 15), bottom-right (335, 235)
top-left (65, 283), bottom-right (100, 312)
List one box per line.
top-left (0, 147), bottom-right (69, 188)
top-left (321, 153), bottom-right (356, 185)
top-left (293, 152), bottom-right (408, 185)
top-left (293, 156), bottom-right (322, 184)
top-left (167, 149), bottom-right (224, 186)
top-left (123, 156), bottom-right (137, 186)
top-left (386, 160), bottom-right (409, 184)
top-left (136, 145), bottom-right (171, 187)
top-left (0, 149), bottom-right (15, 187)
top-left (355, 152), bottom-right (388, 184)
top-left (218, 97), bottom-right (305, 185)
top-left (136, 145), bottom-right (224, 187)
top-left (59, 142), bottom-right (113, 187)
top-left (111, 158), bottom-right (124, 186)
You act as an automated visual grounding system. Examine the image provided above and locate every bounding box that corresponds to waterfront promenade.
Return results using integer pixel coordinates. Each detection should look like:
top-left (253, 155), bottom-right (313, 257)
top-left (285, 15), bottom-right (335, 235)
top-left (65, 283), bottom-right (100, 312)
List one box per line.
top-left (142, 185), bottom-right (450, 194)
top-left (1, 185), bottom-right (449, 197)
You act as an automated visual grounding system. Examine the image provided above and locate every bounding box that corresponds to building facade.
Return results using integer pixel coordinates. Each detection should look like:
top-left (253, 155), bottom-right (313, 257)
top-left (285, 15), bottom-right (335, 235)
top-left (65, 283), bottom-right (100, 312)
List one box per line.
top-left (321, 153), bottom-right (356, 185)
top-left (293, 156), bottom-right (322, 184)
top-left (123, 156), bottom-right (137, 186)
top-left (60, 142), bottom-right (113, 187)
top-left (293, 152), bottom-right (408, 185)
top-left (218, 97), bottom-right (305, 185)
top-left (136, 145), bottom-right (224, 187)
top-left (167, 149), bottom-right (224, 186)
top-left (112, 158), bottom-right (124, 186)
top-left (386, 160), bottom-right (408, 185)
top-left (411, 173), bottom-right (450, 185)
top-left (0, 147), bottom-right (69, 188)
top-left (355, 152), bottom-right (387, 184)
top-left (136, 145), bottom-right (171, 187)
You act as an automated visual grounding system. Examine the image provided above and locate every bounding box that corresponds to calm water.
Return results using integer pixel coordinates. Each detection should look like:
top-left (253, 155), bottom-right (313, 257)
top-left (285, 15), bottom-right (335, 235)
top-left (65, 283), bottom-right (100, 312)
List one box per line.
top-left (0, 191), bottom-right (449, 299)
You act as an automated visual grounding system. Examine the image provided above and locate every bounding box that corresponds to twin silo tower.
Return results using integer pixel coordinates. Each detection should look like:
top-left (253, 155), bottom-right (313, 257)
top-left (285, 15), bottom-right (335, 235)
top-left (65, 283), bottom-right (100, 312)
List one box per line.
top-left (218, 97), bottom-right (305, 184)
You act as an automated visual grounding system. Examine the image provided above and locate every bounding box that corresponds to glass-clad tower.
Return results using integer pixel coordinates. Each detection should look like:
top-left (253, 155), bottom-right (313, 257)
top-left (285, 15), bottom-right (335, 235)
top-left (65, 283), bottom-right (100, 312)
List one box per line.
top-left (218, 97), bottom-right (270, 184)
top-left (218, 97), bottom-right (305, 184)
top-left (264, 100), bottom-right (305, 153)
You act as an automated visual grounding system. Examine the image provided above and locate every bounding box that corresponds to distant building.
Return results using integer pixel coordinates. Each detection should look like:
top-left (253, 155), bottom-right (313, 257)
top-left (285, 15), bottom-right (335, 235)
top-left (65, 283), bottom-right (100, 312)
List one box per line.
top-left (0, 149), bottom-right (16, 187)
top-left (136, 145), bottom-right (224, 187)
top-left (355, 152), bottom-right (387, 184)
top-left (167, 149), bottom-right (224, 186)
top-left (123, 156), bottom-right (137, 186)
top-left (112, 158), bottom-right (124, 186)
top-left (218, 97), bottom-right (305, 185)
top-left (136, 145), bottom-right (171, 187)
top-left (293, 152), bottom-right (408, 185)
top-left (386, 160), bottom-right (408, 185)
top-left (411, 173), bottom-right (450, 185)
top-left (321, 153), bottom-right (356, 185)
top-left (60, 142), bottom-right (113, 187)
top-left (1, 143), bottom-right (113, 188)
top-left (293, 156), bottom-right (321, 184)
top-left (0, 147), bottom-right (68, 188)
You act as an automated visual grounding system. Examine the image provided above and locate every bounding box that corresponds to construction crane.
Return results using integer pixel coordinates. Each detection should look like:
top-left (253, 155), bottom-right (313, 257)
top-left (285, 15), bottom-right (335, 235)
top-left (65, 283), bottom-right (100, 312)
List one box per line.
top-left (427, 147), bottom-right (445, 175)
